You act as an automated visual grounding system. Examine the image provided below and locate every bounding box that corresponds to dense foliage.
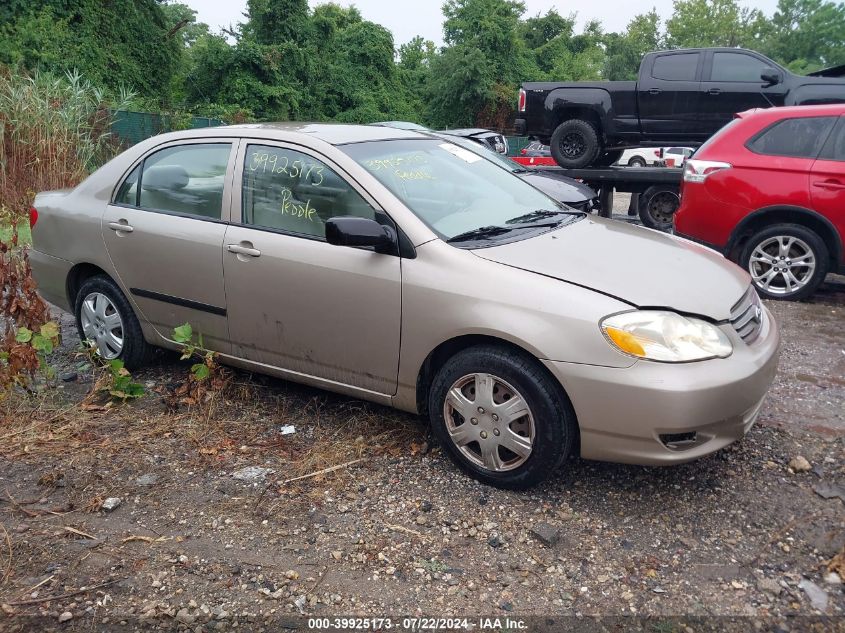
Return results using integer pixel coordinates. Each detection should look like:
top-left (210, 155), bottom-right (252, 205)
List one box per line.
top-left (2, 0), bottom-right (845, 129)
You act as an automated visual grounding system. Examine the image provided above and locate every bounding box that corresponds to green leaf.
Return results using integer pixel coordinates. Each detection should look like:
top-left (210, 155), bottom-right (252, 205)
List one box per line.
top-left (173, 323), bottom-right (193, 343)
top-left (109, 359), bottom-right (125, 373)
top-left (15, 327), bottom-right (32, 343)
top-left (40, 321), bottom-right (60, 339)
top-left (31, 335), bottom-right (53, 354)
top-left (191, 363), bottom-right (210, 381)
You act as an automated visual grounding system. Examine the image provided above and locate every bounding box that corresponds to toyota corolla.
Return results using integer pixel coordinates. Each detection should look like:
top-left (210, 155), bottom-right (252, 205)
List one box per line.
top-left (29, 124), bottom-right (780, 488)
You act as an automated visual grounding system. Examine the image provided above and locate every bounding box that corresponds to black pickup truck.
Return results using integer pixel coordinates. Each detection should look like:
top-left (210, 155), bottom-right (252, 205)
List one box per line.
top-left (515, 47), bottom-right (845, 168)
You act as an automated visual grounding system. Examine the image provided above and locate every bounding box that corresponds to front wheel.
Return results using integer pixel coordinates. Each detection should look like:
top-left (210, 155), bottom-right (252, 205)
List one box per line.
top-left (428, 345), bottom-right (576, 489)
top-left (628, 156), bottom-right (646, 167)
top-left (550, 119), bottom-right (601, 169)
top-left (740, 224), bottom-right (829, 300)
top-left (75, 275), bottom-right (151, 369)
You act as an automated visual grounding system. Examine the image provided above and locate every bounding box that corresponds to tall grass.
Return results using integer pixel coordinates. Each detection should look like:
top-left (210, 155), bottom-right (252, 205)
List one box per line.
top-left (0, 67), bottom-right (133, 220)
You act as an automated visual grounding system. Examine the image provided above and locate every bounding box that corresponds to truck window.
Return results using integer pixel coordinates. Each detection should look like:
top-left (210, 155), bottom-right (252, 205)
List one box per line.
top-left (652, 53), bottom-right (698, 81)
top-left (747, 117), bottom-right (837, 158)
top-left (711, 52), bottom-right (768, 82)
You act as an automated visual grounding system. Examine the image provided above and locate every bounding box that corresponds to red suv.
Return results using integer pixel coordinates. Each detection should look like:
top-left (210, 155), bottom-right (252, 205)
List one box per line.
top-left (674, 104), bottom-right (845, 300)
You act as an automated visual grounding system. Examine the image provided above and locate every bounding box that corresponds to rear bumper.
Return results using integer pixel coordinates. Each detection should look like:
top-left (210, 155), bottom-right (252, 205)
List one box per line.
top-left (29, 249), bottom-right (73, 312)
top-left (542, 306), bottom-right (780, 466)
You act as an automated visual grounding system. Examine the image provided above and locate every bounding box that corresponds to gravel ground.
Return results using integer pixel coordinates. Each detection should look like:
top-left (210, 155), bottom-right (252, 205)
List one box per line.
top-left (0, 273), bottom-right (843, 632)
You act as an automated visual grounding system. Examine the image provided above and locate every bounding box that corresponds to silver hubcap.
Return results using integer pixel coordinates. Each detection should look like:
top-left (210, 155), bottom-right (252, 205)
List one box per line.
top-left (443, 373), bottom-right (535, 472)
top-left (80, 292), bottom-right (124, 359)
top-left (748, 235), bottom-right (816, 296)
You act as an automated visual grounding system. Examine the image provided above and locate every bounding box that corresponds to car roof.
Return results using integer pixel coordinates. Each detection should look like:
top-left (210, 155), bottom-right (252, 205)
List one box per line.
top-left (737, 104), bottom-right (845, 121)
top-left (212, 122), bottom-right (431, 145)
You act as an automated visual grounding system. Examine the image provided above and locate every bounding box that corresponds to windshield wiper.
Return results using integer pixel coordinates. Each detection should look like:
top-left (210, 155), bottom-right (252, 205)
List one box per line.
top-left (506, 209), bottom-right (578, 224)
top-left (447, 225), bottom-right (514, 243)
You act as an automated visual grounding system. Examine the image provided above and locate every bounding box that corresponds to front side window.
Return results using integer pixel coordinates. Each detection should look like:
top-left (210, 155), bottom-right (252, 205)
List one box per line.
top-left (342, 139), bottom-right (581, 242)
top-left (137, 143), bottom-right (231, 219)
top-left (747, 117), bottom-right (836, 158)
top-left (652, 53), bottom-right (698, 81)
top-left (241, 144), bottom-right (377, 239)
top-left (710, 53), bottom-right (767, 83)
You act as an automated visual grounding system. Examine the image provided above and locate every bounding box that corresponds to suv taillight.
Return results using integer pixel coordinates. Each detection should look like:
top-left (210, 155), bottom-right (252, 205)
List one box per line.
top-left (683, 159), bottom-right (732, 183)
top-left (29, 206), bottom-right (38, 228)
top-left (518, 88), bottom-right (526, 112)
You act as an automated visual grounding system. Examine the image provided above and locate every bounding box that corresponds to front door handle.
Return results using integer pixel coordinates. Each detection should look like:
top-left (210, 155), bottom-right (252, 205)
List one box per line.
top-left (813, 179), bottom-right (845, 190)
top-left (707, 88), bottom-right (722, 95)
top-left (107, 220), bottom-right (134, 233)
top-left (648, 88), bottom-right (661, 95)
top-left (227, 243), bottom-right (261, 257)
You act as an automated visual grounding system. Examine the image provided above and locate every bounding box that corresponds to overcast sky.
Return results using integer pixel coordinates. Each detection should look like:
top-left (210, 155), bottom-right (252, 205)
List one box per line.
top-left (181, 0), bottom-right (781, 47)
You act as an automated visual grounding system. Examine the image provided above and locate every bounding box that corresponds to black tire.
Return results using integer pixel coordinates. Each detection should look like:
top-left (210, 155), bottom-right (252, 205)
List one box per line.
top-left (550, 119), bottom-right (601, 169)
top-left (428, 345), bottom-right (577, 489)
top-left (638, 184), bottom-right (680, 231)
top-left (595, 150), bottom-right (624, 166)
top-left (739, 224), bottom-right (829, 301)
top-left (628, 156), bottom-right (646, 167)
top-left (74, 275), bottom-right (151, 370)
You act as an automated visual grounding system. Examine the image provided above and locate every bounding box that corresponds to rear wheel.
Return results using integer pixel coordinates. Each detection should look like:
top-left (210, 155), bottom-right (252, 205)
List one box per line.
top-left (428, 345), bottom-right (576, 489)
top-left (550, 119), bottom-right (601, 169)
top-left (740, 224), bottom-right (829, 300)
top-left (638, 185), bottom-right (680, 231)
top-left (628, 156), bottom-right (646, 167)
top-left (75, 275), bottom-right (150, 369)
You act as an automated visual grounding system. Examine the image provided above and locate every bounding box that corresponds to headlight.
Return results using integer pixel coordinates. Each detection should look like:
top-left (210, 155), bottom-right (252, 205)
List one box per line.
top-left (601, 311), bottom-right (732, 362)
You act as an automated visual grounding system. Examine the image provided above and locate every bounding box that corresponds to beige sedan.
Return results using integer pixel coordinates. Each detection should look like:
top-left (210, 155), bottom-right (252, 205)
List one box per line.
top-left (30, 124), bottom-right (780, 488)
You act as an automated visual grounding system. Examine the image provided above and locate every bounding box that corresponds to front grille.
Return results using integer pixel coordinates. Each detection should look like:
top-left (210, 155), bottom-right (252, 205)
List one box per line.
top-left (730, 286), bottom-right (764, 344)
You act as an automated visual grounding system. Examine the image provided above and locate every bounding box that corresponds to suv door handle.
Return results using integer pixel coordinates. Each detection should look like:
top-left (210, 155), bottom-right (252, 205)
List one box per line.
top-left (648, 88), bottom-right (661, 95)
top-left (227, 243), bottom-right (261, 257)
top-left (707, 88), bottom-right (722, 95)
top-left (107, 221), bottom-right (134, 233)
top-left (813, 179), bottom-right (845, 190)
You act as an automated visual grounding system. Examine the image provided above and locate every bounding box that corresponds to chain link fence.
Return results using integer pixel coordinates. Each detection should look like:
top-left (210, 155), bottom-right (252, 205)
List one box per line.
top-left (110, 111), bottom-right (224, 147)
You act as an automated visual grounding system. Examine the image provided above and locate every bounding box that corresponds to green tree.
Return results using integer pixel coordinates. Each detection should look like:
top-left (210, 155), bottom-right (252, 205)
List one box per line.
top-left (762, 0), bottom-right (845, 72)
top-left (244, 0), bottom-right (310, 46)
top-left (666, 0), bottom-right (764, 48)
top-left (604, 11), bottom-right (662, 80)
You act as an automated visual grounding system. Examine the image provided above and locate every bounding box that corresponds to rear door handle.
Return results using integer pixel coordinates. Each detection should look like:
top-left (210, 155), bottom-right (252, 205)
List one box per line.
top-left (648, 88), bottom-right (661, 95)
top-left (707, 88), bottom-right (722, 95)
top-left (227, 243), bottom-right (261, 257)
top-left (813, 179), bottom-right (845, 190)
top-left (107, 221), bottom-right (134, 233)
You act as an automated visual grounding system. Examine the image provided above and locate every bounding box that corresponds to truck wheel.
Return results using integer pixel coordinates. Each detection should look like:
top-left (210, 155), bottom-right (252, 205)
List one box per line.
top-left (550, 119), bottom-right (600, 169)
top-left (638, 185), bottom-right (680, 231)
top-left (739, 224), bottom-right (829, 301)
top-left (595, 150), bottom-right (623, 166)
top-left (628, 156), bottom-right (646, 167)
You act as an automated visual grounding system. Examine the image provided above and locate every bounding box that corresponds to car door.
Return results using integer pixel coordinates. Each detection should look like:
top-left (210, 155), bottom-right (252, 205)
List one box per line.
top-left (638, 51), bottom-right (703, 138)
top-left (700, 51), bottom-right (789, 135)
top-left (222, 141), bottom-right (402, 395)
top-left (103, 140), bottom-right (236, 352)
top-left (810, 117), bottom-right (845, 264)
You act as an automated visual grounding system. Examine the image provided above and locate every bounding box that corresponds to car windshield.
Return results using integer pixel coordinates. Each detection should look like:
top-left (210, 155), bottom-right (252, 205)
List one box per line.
top-left (437, 134), bottom-right (522, 173)
top-left (342, 139), bottom-right (580, 242)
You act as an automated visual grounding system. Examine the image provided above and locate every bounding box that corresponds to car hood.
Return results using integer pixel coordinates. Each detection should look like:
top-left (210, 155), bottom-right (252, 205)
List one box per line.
top-left (518, 171), bottom-right (595, 204)
top-left (472, 215), bottom-right (749, 321)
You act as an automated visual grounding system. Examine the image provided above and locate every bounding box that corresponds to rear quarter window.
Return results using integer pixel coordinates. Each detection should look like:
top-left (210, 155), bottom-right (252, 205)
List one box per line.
top-left (746, 117), bottom-right (837, 158)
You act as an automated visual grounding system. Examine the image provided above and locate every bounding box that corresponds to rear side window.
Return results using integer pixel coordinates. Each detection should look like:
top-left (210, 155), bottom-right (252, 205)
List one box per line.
top-left (710, 53), bottom-right (767, 82)
top-left (241, 144), bottom-right (377, 239)
top-left (819, 119), bottom-right (845, 161)
top-left (652, 53), bottom-right (698, 81)
top-left (747, 117), bottom-right (836, 158)
top-left (133, 143), bottom-right (231, 219)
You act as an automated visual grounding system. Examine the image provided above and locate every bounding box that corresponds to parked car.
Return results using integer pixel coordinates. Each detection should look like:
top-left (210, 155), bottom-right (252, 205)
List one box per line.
top-left (30, 124), bottom-right (779, 488)
top-left (662, 147), bottom-right (694, 167)
top-left (520, 141), bottom-right (550, 157)
top-left (374, 121), bottom-right (508, 154)
top-left (516, 47), bottom-right (845, 168)
top-left (437, 133), bottom-right (598, 211)
top-left (514, 142), bottom-right (556, 167)
top-left (617, 148), bottom-right (663, 167)
top-left (674, 104), bottom-right (845, 300)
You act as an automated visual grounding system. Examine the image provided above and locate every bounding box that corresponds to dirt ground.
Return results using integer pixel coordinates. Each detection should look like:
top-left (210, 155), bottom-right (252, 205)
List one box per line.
top-left (0, 271), bottom-right (843, 632)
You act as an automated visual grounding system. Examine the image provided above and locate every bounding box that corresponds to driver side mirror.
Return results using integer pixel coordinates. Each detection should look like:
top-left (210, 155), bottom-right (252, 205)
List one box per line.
top-left (325, 217), bottom-right (397, 254)
top-left (761, 67), bottom-right (783, 86)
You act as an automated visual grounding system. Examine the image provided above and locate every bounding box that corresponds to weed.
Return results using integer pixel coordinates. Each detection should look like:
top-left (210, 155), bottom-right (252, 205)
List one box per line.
top-left (168, 323), bottom-right (229, 409)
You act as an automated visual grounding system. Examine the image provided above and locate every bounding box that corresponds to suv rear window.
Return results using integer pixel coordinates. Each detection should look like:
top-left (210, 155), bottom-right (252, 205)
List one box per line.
top-left (746, 117), bottom-right (837, 158)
